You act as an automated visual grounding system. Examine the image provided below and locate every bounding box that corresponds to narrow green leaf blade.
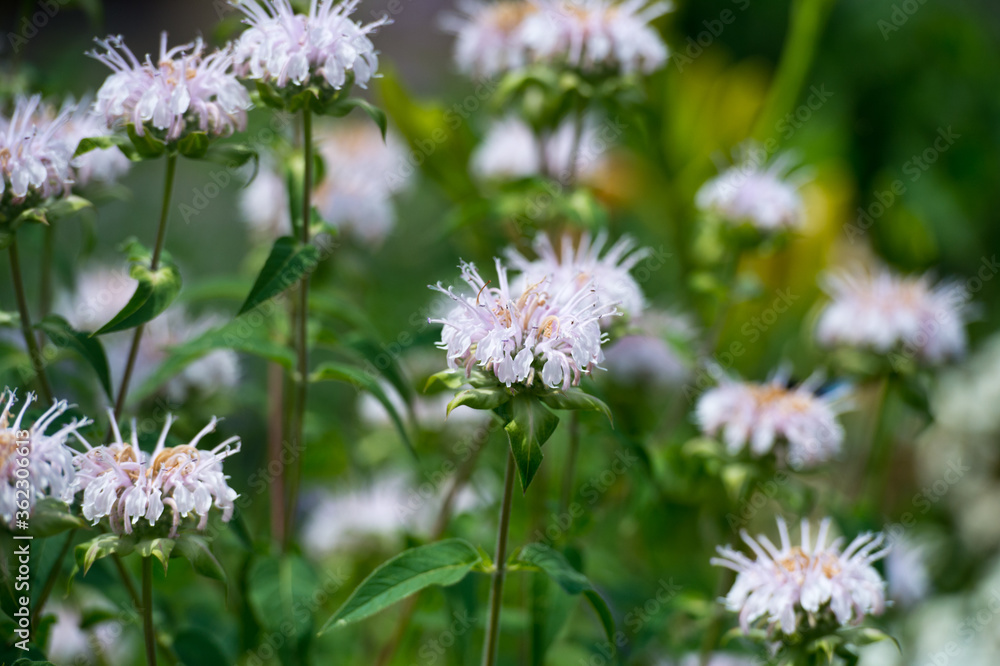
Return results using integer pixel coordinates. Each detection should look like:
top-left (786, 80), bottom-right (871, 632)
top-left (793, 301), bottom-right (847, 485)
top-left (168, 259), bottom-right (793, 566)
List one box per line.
top-left (35, 315), bottom-right (113, 399)
top-left (94, 263), bottom-right (182, 335)
top-left (447, 387), bottom-right (511, 415)
top-left (237, 236), bottom-right (319, 315)
top-left (320, 539), bottom-right (481, 633)
top-left (539, 388), bottom-right (613, 424)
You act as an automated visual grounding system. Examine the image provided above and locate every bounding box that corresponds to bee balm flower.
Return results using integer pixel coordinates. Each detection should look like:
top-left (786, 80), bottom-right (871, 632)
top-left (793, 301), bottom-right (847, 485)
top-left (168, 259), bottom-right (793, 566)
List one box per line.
top-left (232, 0), bottom-right (389, 91)
top-left (695, 371), bottom-right (848, 468)
top-left (441, 0), bottom-right (536, 77)
top-left (0, 390), bottom-right (87, 527)
top-left (696, 152), bottom-right (805, 231)
top-left (429, 259), bottom-right (617, 390)
top-left (711, 517), bottom-right (888, 636)
top-left (0, 95), bottom-right (74, 204)
top-left (66, 414), bottom-right (240, 536)
top-left (520, 0), bottom-right (670, 75)
top-left (89, 33), bottom-right (251, 141)
top-left (816, 268), bottom-right (968, 365)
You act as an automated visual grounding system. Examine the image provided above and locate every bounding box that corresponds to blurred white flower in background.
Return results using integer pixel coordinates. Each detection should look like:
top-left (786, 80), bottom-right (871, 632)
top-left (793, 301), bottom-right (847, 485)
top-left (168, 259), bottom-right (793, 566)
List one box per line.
top-left (442, 0), bottom-right (535, 77)
top-left (603, 310), bottom-right (694, 388)
top-left (59, 96), bottom-right (132, 188)
top-left (712, 516), bottom-right (888, 636)
top-left (0, 94), bottom-right (74, 203)
top-left (695, 369), bottom-right (849, 468)
top-left (58, 265), bottom-right (240, 403)
top-left (521, 0), bottom-right (671, 74)
top-left (299, 471), bottom-right (488, 558)
top-left (239, 122), bottom-right (411, 247)
top-left (885, 533), bottom-right (932, 607)
top-left (430, 258), bottom-right (617, 389)
top-left (232, 0), bottom-right (389, 90)
top-left (696, 150), bottom-right (805, 231)
top-left (89, 33), bottom-right (251, 141)
top-left (816, 267), bottom-right (968, 365)
top-left (507, 230), bottom-right (648, 318)
top-left (471, 115), bottom-right (609, 182)
top-left (0, 390), bottom-right (86, 527)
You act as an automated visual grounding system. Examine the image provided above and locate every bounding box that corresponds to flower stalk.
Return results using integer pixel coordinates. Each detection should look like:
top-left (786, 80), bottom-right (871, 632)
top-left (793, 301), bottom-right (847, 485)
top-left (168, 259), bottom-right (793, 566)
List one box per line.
top-left (142, 556), bottom-right (157, 666)
top-left (9, 236), bottom-right (54, 403)
top-left (481, 449), bottom-right (516, 666)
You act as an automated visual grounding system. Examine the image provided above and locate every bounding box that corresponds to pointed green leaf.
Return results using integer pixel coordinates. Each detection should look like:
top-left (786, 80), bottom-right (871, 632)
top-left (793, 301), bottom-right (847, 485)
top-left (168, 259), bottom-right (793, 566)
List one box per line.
top-left (177, 131), bottom-right (210, 159)
top-left (35, 315), bottom-right (113, 399)
top-left (94, 261), bottom-right (182, 335)
top-left (237, 236), bottom-right (319, 315)
top-left (583, 590), bottom-right (616, 647)
top-left (126, 123), bottom-right (166, 159)
top-left (320, 539), bottom-right (481, 633)
top-left (424, 369), bottom-right (470, 392)
top-left (74, 534), bottom-right (132, 576)
top-left (43, 195), bottom-right (93, 223)
top-left (538, 388), bottom-right (612, 424)
top-left (447, 387), bottom-right (511, 415)
top-left (504, 394), bottom-right (559, 492)
top-left (310, 362), bottom-right (414, 456)
top-left (247, 554), bottom-right (318, 639)
top-left (330, 97), bottom-right (388, 139)
top-left (174, 534), bottom-right (227, 583)
top-left (137, 538), bottom-right (175, 574)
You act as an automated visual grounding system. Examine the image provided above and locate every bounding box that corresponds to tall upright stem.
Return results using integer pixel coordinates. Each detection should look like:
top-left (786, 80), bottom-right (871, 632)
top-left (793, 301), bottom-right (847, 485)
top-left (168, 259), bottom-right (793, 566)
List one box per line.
top-left (481, 450), bottom-right (516, 666)
top-left (284, 108), bottom-right (313, 550)
top-left (141, 557), bottom-right (157, 666)
top-left (9, 236), bottom-right (54, 403)
top-left (113, 153), bottom-right (177, 421)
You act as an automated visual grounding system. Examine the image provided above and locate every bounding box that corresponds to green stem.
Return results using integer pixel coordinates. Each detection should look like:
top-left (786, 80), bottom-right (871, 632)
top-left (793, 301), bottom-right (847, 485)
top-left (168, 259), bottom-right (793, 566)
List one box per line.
top-left (9, 236), bottom-right (54, 403)
top-left (112, 153), bottom-right (177, 421)
top-left (752, 0), bottom-right (837, 141)
top-left (284, 108), bottom-right (313, 551)
top-left (559, 412), bottom-right (580, 516)
top-left (481, 450), bottom-right (516, 666)
top-left (30, 528), bottom-right (75, 626)
top-left (141, 557), bottom-right (157, 666)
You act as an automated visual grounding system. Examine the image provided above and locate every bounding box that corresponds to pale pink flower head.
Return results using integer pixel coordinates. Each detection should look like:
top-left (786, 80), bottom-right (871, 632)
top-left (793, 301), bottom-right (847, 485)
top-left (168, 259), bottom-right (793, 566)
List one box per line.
top-left (0, 95), bottom-right (74, 204)
top-left (470, 114), bottom-right (610, 181)
top-left (507, 230), bottom-right (649, 318)
top-left (816, 267), bottom-right (968, 366)
top-left (232, 0), bottom-right (389, 90)
top-left (441, 0), bottom-right (536, 77)
top-left (695, 370), bottom-right (848, 469)
top-left (0, 390), bottom-right (88, 527)
top-left (66, 413), bottom-right (240, 536)
top-left (696, 152), bottom-right (805, 231)
top-left (711, 517), bottom-right (888, 636)
top-left (89, 33), bottom-right (251, 142)
top-left (429, 258), bottom-right (617, 390)
top-left (520, 0), bottom-right (670, 75)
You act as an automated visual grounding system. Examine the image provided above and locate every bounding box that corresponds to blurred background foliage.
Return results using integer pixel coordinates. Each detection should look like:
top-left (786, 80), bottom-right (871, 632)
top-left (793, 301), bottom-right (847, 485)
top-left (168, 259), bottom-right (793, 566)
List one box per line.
top-left (1, 0), bottom-right (999, 664)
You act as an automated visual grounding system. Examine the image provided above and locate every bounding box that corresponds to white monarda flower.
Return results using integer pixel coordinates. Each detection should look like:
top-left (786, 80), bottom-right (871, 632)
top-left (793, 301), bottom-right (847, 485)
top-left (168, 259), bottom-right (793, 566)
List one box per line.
top-left (66, 414), bottom-right (240, 536)
top-left (0, 391), bottom-right (87, 526)
top-left (430, 259), bottom-right (617, 389)
top-left (89, 33), bottom-right (251, 141)
top-left (603, 311), bottom-right (693, 387)
top-left (441, 0), bottom-right (536, 77)
top-left (59, 97), bottom-right (132, 187)
top-left (695, 371), bottom-right (848, 468)
top-left (0, 95), bottom-right (74, 203)
top-left (711, 517), bottom-right (889, 636)
top-left (507, 231), bottom-right (648, 317)
top-left (232, 0), bottom-right (389, 90)
top-left (470, 115), bottom-right (609, 181)
top-left (521, 0), bottom-right (670, 75)
top-left (816, 268), bottom-right (968, 365)
top-left (696, 152), bottom-right (805, 231)
top-left (239, 123), bottom-right (411, 246)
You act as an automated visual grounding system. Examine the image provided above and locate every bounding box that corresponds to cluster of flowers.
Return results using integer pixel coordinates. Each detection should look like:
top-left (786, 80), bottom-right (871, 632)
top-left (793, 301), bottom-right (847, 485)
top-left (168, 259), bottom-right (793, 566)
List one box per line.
top-left (444, 0), bottom-right (671, 77)
top-left (429, 231), bottom-right (649, 389)
top-left (0, 389), bottom-right (240, 537)
top-left (0, 94), bottom-right (130, 206)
